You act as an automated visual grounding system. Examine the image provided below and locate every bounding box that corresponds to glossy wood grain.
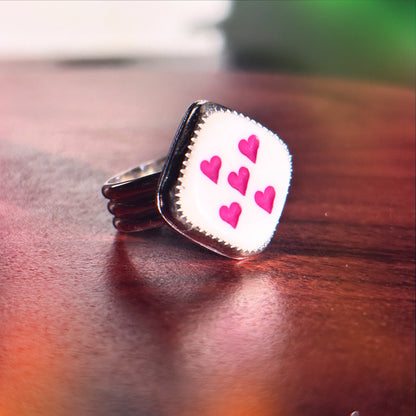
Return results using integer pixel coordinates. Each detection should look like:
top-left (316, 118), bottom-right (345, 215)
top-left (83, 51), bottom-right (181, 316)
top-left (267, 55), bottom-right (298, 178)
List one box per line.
top-left (0, 63), bottom-right (414, 416)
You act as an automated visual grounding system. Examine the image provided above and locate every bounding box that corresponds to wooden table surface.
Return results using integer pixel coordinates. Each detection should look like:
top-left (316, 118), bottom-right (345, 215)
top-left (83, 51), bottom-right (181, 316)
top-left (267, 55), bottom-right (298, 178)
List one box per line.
top-left (0, 62), bottom-right (414, 416)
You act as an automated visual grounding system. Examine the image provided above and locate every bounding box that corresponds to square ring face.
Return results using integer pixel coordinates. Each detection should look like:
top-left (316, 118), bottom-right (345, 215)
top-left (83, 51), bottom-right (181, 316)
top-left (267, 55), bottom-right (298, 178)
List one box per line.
top-left (157, 101), bottom-right (292, 259)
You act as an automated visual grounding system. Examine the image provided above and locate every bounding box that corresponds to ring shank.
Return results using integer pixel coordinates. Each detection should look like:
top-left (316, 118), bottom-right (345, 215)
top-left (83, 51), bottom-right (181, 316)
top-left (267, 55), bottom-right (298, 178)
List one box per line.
top-left (102, 157), bottom-right (166, 232)
top-left (104, 157), bottom-right (166, 186)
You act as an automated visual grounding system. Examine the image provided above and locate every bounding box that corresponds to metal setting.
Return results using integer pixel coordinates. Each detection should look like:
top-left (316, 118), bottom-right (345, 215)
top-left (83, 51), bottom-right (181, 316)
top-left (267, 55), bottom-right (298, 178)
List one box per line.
top-left (102, 100), bottom-right (292, 259)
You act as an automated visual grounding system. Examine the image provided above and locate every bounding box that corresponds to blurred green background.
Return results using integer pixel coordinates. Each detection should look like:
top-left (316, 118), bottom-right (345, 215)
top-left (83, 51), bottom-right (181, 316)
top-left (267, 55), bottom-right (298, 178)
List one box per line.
top-left (0, 1), bottom-right (413, 86)
top-left (223, 0), bottom-right (415, 85)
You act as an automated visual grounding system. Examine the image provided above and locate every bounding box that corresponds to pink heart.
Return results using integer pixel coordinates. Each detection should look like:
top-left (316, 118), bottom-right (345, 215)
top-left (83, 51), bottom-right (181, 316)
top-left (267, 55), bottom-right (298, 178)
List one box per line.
top-left (200, 155), bottom-right (221, 184)
top-left (255, 186), bottom-right (275, 214)
top-left (228, 167), bottom-right (250, 196)
top-left (219, 202), bottom-right (242, 229)
top-left (238, 134), bottom-right (259, 163)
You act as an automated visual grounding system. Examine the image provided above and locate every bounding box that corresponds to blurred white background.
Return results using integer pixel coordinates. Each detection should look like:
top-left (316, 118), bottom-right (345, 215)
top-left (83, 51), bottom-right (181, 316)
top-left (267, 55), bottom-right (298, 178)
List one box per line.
top-left (0, 0), bottom-right (413, 84)
top-left (0, 1), bottom-right (231, 66)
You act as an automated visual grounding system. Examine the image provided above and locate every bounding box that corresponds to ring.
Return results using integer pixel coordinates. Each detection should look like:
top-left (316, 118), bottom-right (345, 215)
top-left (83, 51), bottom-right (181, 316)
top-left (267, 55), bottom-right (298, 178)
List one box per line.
top-left (102, 100), bottom-right (292, 259)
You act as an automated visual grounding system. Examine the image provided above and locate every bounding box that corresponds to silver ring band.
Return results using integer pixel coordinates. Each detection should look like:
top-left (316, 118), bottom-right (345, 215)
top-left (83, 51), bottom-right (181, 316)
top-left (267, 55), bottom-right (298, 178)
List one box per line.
top-left (102, 157), bottom-right (166, 232)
